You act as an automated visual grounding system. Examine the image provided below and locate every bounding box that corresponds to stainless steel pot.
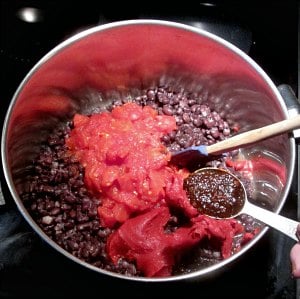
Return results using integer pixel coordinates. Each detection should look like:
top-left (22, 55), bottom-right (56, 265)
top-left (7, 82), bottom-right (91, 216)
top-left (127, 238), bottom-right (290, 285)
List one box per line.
top-left (1, 19), bottom-right (296, 282)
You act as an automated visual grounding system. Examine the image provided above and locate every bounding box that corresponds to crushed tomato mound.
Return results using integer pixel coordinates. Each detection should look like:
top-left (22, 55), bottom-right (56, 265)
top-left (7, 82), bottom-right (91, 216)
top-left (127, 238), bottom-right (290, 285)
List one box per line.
top-left (66, 102), bottom-right (252, 277)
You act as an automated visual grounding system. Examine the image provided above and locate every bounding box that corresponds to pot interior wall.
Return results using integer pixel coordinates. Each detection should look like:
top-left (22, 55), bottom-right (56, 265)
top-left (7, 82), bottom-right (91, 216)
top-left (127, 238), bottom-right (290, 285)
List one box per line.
top-left (4, 22), bottom-right (292, 233)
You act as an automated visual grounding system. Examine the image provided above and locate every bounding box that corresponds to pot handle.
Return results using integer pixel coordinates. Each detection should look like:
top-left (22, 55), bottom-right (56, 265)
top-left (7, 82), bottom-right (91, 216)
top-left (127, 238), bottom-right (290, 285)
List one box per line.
top-left (278, 84), bottom-right (300, 229)
top-left (278, 84), bottom-right (300, 139)
top-left (0, 181), bottom-right (5, 206)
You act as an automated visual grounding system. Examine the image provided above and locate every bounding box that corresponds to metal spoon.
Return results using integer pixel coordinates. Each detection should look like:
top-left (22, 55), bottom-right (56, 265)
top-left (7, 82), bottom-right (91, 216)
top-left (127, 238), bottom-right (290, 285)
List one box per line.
top-left (183, 167), bottom-right (300, 241)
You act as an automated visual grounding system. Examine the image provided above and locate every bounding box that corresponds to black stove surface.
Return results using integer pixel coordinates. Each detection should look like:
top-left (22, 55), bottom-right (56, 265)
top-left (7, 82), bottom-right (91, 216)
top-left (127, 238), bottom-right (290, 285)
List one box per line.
top-left (0, 1), bottom-right (298, 298)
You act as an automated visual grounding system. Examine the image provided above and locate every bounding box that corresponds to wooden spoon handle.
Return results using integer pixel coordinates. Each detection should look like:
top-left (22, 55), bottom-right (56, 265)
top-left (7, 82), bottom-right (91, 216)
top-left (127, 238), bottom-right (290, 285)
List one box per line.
top-left (206, 114), bottom-right (300, 154)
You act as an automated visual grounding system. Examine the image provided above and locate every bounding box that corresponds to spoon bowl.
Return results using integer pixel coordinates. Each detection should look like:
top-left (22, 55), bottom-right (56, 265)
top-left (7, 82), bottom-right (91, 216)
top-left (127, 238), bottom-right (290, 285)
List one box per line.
top-left (184, 167), bottom-right (300, 242)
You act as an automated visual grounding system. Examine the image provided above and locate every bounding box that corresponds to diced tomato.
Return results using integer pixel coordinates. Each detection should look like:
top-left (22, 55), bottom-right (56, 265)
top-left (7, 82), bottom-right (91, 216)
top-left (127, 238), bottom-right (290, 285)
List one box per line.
top-left (73, 113), bottom-right (90, 127)
top-left (98, 200), bottom-right (131, 228)
top-left (66, 103), bottom-right (179, 227)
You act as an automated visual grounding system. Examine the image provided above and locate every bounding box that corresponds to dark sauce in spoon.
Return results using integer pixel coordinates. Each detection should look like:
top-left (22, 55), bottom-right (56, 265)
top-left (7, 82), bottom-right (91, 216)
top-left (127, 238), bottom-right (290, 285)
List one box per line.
top-left (183, 168), bottom-right (246, 218)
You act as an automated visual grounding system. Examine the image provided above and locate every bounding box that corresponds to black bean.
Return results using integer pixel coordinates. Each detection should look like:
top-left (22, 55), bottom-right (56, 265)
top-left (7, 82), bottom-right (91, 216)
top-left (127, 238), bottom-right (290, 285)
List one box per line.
top-left (192, 115), bottom-right (203, 127)
top-left (210, 127), bottom-right (220, 139)
top-left (69, 210), bottom-right (77, 218)
top-left (67, 240), bottom-right (79, 250)
top-left (203, 116), bottom-right (216, 128)
top-left (223, 127), bottom-right (231, 136)
top-left (188, 99), bottom-right (196, 106)
top-left (61, 203), bottom-right (72, 210)
top-left (65, 195), bottom-right (76, 203)
top-left (173, 95), bottom-right (180, 105)
top-left (54, 214), bottom-right (63, 223)
top-left (175, 117), bottom-right (184, 126)
top-left (157, 92), bottom-right (167, 103)
top-left (161, 135), bottom-right (171, 143)
top-left (182, 113), bottom-right (191, 123)
top-left (77, 222), bottom-right (92, 231)
top-left (162, 105), bottom-right (174, 116)
top-left (50, 207), bottom-right (61, 216)
top-left (176, 107), bottom-right (184, 115)
top-left (146, 89), bottom-right (156, 100)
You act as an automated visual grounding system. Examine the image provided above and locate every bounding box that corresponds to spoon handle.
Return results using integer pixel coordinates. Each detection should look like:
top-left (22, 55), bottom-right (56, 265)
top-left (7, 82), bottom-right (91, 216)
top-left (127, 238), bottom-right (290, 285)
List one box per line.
top-left (243, 201), bottom-right (300, 242)
top-left (206, 114), bottom-right (300, 154)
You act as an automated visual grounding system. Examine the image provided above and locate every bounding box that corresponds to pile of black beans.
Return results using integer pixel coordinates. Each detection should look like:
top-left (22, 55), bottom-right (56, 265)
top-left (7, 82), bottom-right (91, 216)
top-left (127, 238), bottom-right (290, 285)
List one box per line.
top-left (20, 84), bottom-right (260, 277)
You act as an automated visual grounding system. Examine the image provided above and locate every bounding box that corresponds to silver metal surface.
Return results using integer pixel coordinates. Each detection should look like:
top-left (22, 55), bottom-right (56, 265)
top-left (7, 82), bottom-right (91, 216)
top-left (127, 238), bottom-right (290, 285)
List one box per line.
top-left (296, 5), bottom-right (300, 296)
top-left (0, 182), bottom-right (5, 205)
top-left (243, 201), bottom-right (299, 242)
top-left (278, 84), bottom-right (300, 138)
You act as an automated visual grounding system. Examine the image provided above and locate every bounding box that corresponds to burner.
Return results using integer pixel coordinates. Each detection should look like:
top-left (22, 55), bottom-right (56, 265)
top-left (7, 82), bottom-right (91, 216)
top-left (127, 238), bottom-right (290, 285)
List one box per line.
top-left (0, 1), bottom-right (298, 298)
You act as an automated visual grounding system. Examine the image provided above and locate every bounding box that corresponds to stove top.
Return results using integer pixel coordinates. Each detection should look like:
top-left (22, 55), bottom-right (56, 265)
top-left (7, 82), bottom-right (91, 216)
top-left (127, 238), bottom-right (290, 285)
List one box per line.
top-left (0, 1), bottom-right (298, 298)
